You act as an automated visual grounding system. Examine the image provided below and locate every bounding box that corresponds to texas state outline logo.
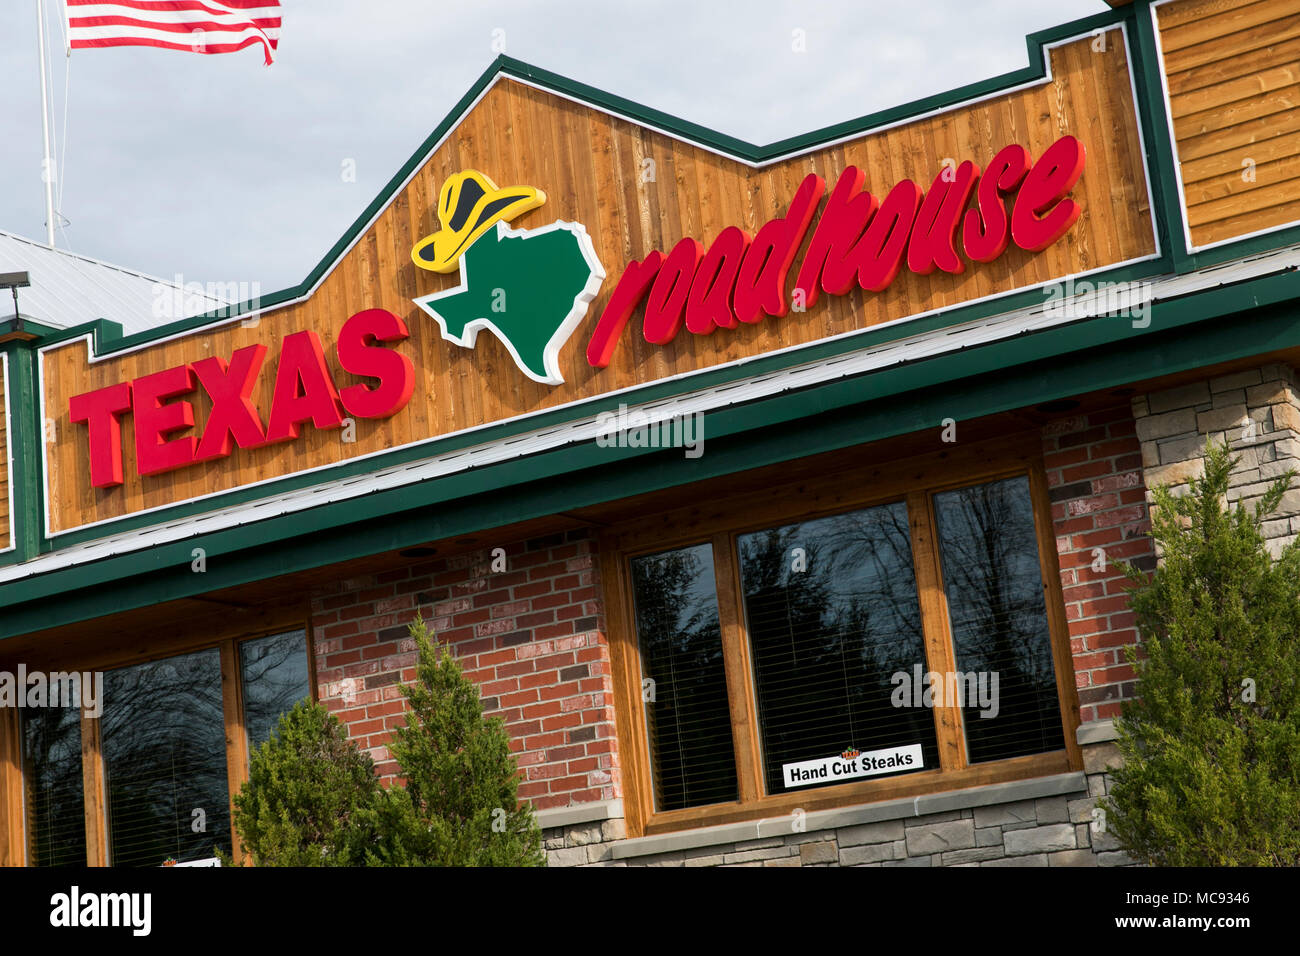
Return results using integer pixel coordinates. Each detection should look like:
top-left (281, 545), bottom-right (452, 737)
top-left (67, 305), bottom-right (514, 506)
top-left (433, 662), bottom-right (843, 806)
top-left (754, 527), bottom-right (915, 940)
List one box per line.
top-left (410, 169), bottom-right (605, 386)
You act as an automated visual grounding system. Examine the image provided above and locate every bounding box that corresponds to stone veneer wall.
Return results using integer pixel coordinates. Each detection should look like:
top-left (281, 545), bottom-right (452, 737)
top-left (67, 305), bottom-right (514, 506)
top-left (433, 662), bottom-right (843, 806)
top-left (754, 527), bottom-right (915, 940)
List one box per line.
top-left (1132, 362), bottom-right (1300, 557)
top-left (542, 753), bottom-right (1130, 867)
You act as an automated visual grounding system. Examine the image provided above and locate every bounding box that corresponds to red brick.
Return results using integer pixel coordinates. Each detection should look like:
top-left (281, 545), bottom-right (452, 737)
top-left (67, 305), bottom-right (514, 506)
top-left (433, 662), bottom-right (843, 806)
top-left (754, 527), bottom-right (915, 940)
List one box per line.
top-left (538, 681), bottom-right (581, 701)
top-left (497, 659), bottom-right (537, 677)
top-left (531, 592), bottom-right (570, 611)
top-left (500, 689), bottom-right (539, 708)
top-left (1062, 461), bottom-right (1114, 483)
top-left (1043, 447), bottom-right (1091, 470)
top-left (1087, 406), bottom-right (1132, 427)
top-left (515, 610), bottom-right (554, 629)
top-left (542, 712), bottom-right (582, 731)
top-left (1062, 583), bottom-right (1106, 603)
top-left (536, 622), bottom-right (576, 641)
top-left (1067, 493), bottom-right (1119, 516)
top-left (1095, 664), bottom-right (1138, 684)
top-left (513, 580), bottom-right (552, 600)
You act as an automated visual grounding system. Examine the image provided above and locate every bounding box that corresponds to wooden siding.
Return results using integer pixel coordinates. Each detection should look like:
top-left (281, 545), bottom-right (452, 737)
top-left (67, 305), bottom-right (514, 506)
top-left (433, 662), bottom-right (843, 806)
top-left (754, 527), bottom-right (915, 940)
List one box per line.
top-left (1158, 0), bottom-right (1300, 247)
top-left (40, 32), bottom-right (1154, 536)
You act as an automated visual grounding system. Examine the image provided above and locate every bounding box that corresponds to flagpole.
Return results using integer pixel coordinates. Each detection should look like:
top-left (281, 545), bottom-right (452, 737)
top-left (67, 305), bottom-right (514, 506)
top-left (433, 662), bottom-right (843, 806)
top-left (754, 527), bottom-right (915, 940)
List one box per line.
top-left (36, 0), bottom-right (57, 247)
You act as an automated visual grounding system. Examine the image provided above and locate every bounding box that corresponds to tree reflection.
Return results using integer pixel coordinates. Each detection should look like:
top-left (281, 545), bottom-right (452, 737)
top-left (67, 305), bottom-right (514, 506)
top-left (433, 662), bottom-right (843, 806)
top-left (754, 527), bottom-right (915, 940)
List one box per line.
top-left (101, 649), bottom-right (230, 866)
top-left (631, 545), bottom-right (737, 811)
top-left (240, 631), bottom-right (311, 749)
top-left (739, 501), bottom-right (937, 795)
top-left (933, 477), bottom-right (1065, 762)
top-left (22, 707), bottom-right (86, 867)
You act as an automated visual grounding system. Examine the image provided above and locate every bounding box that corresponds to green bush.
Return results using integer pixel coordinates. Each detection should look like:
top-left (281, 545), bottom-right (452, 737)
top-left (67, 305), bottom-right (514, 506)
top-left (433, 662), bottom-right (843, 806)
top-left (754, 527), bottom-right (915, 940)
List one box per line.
top-left (231, 616), bottom-right (542, 866)
top-left (361, 617), bottom-right (543, 866)
top-left (1107, 440), bottom-right (1300, 866)
top-left (228, 699), bottom-right (380, 866)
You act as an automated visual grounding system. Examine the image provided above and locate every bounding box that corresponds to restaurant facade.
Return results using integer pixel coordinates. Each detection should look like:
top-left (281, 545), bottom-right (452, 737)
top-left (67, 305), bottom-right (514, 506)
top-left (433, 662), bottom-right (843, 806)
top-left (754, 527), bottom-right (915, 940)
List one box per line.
top-left (2, 0), bottom-right (1299, 867)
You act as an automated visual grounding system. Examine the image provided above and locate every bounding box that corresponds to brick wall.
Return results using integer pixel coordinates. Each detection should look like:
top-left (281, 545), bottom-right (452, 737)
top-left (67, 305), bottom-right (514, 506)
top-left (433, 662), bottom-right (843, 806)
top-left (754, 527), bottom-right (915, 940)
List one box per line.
top-left (308, 529), bottom-right (619, 809)
top-left (1041, 406), bottom-right (1155, 725)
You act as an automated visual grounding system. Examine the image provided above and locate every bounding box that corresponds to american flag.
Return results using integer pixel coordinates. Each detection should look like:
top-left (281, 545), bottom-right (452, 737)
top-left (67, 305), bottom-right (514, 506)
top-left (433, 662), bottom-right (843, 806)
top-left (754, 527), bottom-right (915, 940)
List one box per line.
top-left (67, 1), bottom-right (282, 65)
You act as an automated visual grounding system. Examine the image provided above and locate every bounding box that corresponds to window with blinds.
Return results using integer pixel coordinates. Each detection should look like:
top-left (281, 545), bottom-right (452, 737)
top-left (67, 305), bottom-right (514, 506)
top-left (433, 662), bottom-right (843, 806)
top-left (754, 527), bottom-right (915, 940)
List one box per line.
top-left (933, 476), bottom-right (1066, 763)
top-left (101, 648), bottom-right (232, 867)
top-left (618, 463), bottom-right (1071, 824)
top-left (738, 501), bottom-right (938, 795)
top-left (240, 629), bottom-right (312, 750)
top-left (22, 705), bottom-right (86, 867)
top-left (15, 628), bottom-right (314, 866)
top-left (630, 543), bottom-right (738, 812)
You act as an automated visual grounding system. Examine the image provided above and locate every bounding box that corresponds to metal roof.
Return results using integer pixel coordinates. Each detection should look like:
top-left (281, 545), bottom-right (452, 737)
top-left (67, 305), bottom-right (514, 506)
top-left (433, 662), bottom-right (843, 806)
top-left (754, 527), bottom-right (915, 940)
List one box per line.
top-left (0, 229), bottom-right (231, 335)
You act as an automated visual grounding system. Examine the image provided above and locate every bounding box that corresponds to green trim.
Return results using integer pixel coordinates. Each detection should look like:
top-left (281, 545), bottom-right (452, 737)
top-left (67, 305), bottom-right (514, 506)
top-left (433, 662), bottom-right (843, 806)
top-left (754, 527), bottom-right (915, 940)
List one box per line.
top-left (1, 344), bottom-right (44, 564)
top-left (0, 317), bottom-right (62, 341)
top-left (3, 266), bottom-right (1299, 632)
top-left (1130, 0), bottom-right (1193, 274)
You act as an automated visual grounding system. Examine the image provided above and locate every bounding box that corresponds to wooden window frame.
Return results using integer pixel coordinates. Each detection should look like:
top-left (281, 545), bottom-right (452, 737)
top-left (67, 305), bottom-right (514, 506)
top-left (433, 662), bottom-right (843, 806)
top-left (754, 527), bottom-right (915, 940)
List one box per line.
top-left (602, 432), bottom-right (1082, 838)
top-left (4, 614), bottom-right (314, 867)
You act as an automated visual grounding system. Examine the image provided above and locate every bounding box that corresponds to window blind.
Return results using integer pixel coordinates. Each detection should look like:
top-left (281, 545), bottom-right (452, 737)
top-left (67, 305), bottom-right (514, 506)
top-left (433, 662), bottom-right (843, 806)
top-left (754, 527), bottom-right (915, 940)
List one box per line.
top-left (933, 476), bottom-right (1066, 763)
top-left (738, 501), bottom-right (937, 795)
top-left (22, 706), bottom-right (86, 867)
top-left (101, 648), bottom-right (232, 867)
top-left (630, 543), bottom-right (738, 812)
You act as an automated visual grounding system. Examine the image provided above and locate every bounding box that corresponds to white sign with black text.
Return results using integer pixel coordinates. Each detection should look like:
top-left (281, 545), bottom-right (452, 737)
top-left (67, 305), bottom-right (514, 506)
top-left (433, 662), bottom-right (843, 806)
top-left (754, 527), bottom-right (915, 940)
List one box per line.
top-left (782, 744), bottom-right (923, 789)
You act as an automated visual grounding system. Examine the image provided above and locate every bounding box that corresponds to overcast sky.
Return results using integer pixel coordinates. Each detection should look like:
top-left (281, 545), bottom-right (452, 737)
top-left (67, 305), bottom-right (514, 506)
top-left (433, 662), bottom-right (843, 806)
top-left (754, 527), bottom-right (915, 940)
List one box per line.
top-left (1, 1), bottom-right (1104, 292)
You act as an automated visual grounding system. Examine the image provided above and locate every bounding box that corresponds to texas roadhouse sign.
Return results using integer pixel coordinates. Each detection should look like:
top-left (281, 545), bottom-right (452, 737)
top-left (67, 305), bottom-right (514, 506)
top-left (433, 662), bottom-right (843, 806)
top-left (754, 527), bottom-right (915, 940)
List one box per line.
top-left (66, 135), bottom-right (1085, 490)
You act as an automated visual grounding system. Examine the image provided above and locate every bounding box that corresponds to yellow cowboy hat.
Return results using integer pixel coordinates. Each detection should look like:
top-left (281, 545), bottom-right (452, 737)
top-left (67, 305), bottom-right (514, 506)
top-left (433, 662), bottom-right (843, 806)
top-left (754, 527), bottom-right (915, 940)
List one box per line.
top-left (411, 169), bottom-right (546, 273)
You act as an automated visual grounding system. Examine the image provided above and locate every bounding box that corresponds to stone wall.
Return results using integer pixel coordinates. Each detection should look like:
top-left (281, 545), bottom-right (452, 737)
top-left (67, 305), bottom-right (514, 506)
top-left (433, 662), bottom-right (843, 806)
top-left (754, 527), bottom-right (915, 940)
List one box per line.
top-left (1133, 362), bottom-right (1300, 557)
top-left (542, 753), bottom-right (1133, 867)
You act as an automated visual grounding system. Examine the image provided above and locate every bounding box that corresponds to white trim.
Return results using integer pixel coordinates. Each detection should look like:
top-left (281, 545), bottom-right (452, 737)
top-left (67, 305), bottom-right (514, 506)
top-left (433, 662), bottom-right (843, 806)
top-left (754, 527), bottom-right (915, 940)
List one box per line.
top-left (35, 22), bottom-right (1162, 541)
top-left (1, 353), bottom-right (14, 555)
top-left (1149, 0), bottom-right (1300, 255)
top-left (12, 241), bottom-right (1300, 585)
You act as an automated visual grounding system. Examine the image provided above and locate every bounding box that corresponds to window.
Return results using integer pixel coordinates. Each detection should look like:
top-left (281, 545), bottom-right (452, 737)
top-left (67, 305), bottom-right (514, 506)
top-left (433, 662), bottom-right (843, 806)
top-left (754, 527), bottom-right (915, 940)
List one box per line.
top-left (607, 444), bottom-right (1078, 835)
top-left (630, 544), bottom-right (736, 811)
top-left (20, 627), bottom-right (311, 867)
top-left (932, 477), bottom-right (1066, 763)
top-left (21, 705), bottom-right (85, 867)
top-left (102, 649), bottom-right (231, 867)
top-left (737, 501), bottom-right (939, 798)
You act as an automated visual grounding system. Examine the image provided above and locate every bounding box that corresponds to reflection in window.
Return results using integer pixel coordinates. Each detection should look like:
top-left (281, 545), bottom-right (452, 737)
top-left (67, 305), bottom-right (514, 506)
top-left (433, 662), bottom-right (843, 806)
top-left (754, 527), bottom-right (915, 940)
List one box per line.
top-left (101, 649), bottom-right (231, 866)
top-left (933, 476), bottom-right (1066, 763)
top-left (240, 630), bottom-right (311, 750)
top-left (630, 544), bottom-right (737, 811)
top-left (22, 706), bottom-right (86, 867)
top-left (739, 502), bottom-right (936, 795)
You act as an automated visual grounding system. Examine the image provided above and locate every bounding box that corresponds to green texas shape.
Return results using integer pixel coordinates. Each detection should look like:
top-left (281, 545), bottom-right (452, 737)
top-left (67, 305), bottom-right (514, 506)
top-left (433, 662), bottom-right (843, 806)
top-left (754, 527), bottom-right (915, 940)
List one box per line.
top-left (413, 220), bottom-right (605, 385)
